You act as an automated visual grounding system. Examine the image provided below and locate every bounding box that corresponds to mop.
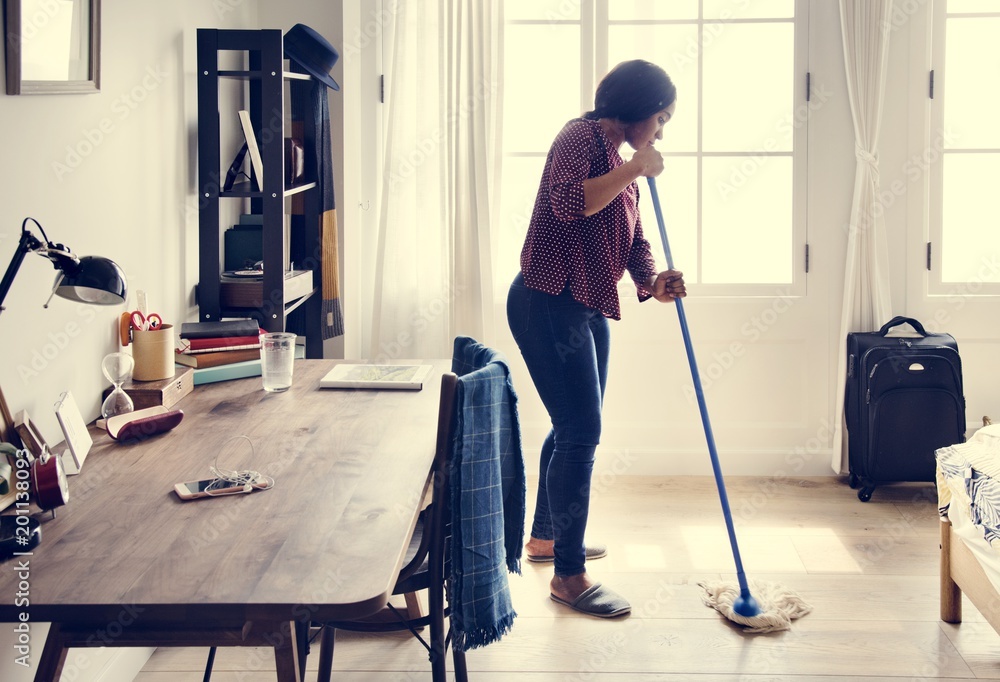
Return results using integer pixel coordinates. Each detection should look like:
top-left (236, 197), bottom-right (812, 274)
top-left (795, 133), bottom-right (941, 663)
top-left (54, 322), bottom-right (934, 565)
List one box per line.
top-left (646, 177), bottom-right (812, 634)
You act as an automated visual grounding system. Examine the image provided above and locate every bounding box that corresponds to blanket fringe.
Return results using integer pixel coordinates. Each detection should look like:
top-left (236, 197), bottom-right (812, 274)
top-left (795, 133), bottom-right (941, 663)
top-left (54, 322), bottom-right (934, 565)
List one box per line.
top-left (452, 611), bottom-right (517, 652)
top-left (698, 580), bottom-right (812, 633)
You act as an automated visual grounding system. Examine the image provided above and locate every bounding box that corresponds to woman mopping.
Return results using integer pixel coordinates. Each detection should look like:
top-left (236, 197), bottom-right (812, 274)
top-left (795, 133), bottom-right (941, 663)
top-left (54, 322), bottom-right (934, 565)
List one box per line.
top-left (507, 60), bottom-right (686, 618)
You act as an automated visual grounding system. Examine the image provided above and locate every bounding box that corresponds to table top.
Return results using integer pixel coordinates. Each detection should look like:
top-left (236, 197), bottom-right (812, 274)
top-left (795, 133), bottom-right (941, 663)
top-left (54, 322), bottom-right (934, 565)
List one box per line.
top-left (0, 359), bottom-right (448, 626)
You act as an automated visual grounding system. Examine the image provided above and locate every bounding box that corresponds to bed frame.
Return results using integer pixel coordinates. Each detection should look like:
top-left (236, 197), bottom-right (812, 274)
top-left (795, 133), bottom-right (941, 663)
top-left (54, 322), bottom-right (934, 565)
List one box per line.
top-left (941, 519), bottom-right (1000, 633)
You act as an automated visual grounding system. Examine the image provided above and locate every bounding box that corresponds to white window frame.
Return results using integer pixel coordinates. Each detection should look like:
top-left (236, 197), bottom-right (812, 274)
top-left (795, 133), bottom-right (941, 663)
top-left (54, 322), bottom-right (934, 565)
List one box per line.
top-left (927, 0), bottom-right (1000, 297)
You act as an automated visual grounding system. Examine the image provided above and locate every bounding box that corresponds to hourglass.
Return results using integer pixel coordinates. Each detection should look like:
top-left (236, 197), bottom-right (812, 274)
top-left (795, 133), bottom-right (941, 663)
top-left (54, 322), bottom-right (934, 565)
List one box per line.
top-left (101, 352), bottom-right (135, 420)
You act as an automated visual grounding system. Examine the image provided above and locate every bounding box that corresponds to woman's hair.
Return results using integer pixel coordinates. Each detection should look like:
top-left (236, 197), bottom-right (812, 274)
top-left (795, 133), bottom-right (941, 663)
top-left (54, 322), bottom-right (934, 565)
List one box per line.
top-left (583, 60), bottom-right (676, 123)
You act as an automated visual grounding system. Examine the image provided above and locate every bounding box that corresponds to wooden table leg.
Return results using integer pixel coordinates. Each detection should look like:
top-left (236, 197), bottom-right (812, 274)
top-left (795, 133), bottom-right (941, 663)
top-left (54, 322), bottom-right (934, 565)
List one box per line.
top-left (271, 621), bottom-right (302, 682)
top-left (35, 623), bottom-right (69, 682)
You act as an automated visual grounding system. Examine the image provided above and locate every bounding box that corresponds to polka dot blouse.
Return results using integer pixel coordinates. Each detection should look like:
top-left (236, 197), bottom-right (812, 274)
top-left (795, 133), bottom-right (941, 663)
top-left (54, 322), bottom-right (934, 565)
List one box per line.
top-left (519, 118), bottom-right (657, 321)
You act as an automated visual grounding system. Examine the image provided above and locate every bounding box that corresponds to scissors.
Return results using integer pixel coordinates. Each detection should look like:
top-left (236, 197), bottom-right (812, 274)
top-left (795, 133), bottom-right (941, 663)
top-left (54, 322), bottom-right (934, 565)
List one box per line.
top-left (130, 311), bottom-right (163, 332)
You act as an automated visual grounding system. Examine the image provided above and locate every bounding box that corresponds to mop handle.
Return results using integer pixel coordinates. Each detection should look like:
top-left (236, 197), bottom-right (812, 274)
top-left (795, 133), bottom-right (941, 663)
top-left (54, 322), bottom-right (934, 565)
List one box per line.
top-left (646, 177), bottom-right (752, 596)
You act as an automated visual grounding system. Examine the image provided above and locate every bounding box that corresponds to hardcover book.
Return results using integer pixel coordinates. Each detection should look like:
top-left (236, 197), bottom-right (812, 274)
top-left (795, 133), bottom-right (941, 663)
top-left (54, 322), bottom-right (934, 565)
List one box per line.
top-left (179, 319), bottom-right (260, 340)
top-left (181, 333), bottom-right (263, 353)
top-left (319, 364), bottom-right (432, 391)
top-left (174, 348), bottom-right (261, 369)
top-left (192, 358), bottom-right (263, 386)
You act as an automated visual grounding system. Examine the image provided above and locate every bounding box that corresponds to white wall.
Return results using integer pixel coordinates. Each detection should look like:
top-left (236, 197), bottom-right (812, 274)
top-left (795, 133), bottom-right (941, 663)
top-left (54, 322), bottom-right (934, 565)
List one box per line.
top-left (0, 3), bottom-right (258, 680)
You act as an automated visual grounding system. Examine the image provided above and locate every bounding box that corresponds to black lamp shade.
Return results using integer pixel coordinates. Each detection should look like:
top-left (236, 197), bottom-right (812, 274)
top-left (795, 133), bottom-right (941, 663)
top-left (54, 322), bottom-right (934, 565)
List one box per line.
top-left (55, 256), bottom-right (128, 305)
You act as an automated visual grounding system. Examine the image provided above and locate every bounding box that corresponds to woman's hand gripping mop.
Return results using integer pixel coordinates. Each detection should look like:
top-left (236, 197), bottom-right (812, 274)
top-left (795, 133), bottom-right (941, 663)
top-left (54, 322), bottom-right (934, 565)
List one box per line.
top-left (646, 177), bottom-right (811, 633)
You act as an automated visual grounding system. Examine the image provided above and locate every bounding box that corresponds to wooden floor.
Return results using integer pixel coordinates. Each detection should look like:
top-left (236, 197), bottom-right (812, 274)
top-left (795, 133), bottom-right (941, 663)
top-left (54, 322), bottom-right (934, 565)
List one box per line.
top-left (135, 475), bottom-right (1000, 681)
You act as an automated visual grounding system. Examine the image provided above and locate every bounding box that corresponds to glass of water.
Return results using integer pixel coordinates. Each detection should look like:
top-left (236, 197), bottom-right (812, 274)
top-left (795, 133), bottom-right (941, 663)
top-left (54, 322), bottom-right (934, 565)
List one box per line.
top-left (261, 332), bottom-right (296, 392)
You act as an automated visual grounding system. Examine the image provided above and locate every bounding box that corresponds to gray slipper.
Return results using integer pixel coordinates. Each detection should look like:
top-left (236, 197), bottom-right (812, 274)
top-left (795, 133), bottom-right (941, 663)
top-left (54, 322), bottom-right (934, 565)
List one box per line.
top-left (527, 544), bottom-right (608, 563)
top-left (550, 582), bottom-right (631, 618)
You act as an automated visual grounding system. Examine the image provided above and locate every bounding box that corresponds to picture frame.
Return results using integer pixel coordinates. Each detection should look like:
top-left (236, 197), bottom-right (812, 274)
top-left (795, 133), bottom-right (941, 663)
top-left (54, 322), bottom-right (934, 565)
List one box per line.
top-left (13, 409), bottom-right (46, 458)
top-left (54, 391), bottom-right (92, 475)
top-left (238, 110), bottom-right (264, 190)
top-left (0, 445), bottom-right (15, 513)
top-left (4, 0), bottom-right (102, 95)
top-left (0, 384), bottom-right (21, 448)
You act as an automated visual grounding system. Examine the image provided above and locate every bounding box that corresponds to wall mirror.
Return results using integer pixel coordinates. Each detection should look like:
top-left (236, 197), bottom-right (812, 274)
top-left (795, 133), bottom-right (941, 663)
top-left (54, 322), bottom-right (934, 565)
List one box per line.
top-left (4, 0), bottom-right (100, 95)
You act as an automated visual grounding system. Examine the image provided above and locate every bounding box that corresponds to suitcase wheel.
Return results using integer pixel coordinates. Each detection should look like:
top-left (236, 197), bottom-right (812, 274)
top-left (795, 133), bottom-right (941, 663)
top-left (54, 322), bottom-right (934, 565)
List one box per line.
top-left (849, 473), bottom-right (860, 489)
top-left (858, 486), bottom-right (874, 503)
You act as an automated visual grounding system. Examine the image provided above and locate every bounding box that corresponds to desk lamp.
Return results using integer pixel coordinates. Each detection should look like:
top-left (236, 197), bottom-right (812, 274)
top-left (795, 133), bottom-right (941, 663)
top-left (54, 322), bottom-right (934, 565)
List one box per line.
top-left (0, 217), bottom-right (128, 314)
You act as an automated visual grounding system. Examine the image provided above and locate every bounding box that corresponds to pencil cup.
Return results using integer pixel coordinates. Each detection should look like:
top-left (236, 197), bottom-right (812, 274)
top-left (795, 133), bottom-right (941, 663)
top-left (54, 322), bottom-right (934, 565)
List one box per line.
top-left (132, 324), bottom-right (175, 381)
top-left (261, 332), bottom-right (296, 392)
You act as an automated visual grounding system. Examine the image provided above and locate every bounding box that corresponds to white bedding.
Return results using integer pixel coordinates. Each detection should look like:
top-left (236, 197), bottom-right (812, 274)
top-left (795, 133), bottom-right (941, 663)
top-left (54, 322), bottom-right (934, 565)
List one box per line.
top-left (937, 424), bottom-right (1000, 594)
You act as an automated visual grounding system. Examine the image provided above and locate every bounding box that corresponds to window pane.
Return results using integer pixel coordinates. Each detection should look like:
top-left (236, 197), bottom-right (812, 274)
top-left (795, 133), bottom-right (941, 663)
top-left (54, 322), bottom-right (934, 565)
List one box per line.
top-left (497, 156), bottom-right (547, 287)
top-left (944, 18), bottom-right (1000, 149)
top-left (504, 26), bottom-right (580, 152)
top-left (609, 0), bottom-right (698, 21)
top-left (636, 157), bottom-right (699, 280)
top-left (941, 153), bottom-right (1000, 283)
top-left (607, 24), bottom-right (699, 153)
top-left (505, 0), bottom-right (580, 21)
top-left (703, 0), bottom-right (794, 20)
top-left (702, 156), bottom-right (792, 283)
top-left (947, 0), bottom-right (1000, 14)
top-left (703, 23), bottom-right (794, 152)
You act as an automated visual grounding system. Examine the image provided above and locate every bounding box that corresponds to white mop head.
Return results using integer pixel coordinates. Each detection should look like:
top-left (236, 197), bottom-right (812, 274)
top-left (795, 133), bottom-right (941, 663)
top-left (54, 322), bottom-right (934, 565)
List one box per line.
top-left (699, 580), bottom-right (812, 633)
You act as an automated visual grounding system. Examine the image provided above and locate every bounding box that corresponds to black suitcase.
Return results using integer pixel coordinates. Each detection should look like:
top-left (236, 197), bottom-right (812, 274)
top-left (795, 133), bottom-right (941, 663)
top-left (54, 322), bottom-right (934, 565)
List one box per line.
top-left (845, 316), bottom-right (966, 502)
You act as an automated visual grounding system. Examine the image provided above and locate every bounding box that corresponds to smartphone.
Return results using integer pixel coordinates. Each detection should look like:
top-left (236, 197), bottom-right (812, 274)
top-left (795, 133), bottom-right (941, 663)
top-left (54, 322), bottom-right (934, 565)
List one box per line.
top-left (173, 477), bottom-right (265, 500)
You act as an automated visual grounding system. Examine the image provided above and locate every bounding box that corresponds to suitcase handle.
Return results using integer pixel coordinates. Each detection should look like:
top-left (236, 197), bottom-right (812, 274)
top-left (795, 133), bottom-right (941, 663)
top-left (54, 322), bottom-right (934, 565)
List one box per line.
top-left (878, 316), bottom-right (928, 336)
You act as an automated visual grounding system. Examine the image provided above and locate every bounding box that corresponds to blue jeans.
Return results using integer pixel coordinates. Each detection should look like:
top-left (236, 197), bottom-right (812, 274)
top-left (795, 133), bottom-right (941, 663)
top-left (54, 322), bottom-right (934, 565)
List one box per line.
top-left (506, 273), bottom-right (610, 577)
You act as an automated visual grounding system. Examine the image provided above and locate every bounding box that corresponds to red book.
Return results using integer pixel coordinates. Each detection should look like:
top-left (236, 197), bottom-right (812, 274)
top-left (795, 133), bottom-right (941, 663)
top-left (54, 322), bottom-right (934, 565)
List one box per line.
top-left (181, 332), bottom-right (263, 353)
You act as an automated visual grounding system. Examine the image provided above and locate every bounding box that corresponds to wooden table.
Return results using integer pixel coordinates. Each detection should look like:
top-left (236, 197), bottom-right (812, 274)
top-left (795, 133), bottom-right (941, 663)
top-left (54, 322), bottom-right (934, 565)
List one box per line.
top-left (0, 360), bottom-right (448, 682)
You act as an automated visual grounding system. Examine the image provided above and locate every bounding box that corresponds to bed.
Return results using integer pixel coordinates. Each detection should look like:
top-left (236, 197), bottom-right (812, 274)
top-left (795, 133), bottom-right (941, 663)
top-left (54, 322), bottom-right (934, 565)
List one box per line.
top-left (937, 421), bottom-right (1000, 634)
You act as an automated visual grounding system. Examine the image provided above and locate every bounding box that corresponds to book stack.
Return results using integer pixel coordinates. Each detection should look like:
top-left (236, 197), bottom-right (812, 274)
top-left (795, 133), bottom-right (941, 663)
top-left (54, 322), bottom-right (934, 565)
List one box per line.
top-left (176, 320), bottom-right (263, 384)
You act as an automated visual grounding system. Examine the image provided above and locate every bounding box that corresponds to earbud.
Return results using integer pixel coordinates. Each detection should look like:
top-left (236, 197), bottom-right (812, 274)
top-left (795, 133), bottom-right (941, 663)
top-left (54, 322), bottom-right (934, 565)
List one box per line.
top-left (244, 483), bottom-right (252, 493)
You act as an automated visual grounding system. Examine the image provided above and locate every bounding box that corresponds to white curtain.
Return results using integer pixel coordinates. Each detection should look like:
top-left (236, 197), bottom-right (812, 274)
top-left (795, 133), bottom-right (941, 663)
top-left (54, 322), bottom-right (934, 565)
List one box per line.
top-left (369, 1), bottom-right (503, 360)
top-left (831, 0), bottom-right (895, 473)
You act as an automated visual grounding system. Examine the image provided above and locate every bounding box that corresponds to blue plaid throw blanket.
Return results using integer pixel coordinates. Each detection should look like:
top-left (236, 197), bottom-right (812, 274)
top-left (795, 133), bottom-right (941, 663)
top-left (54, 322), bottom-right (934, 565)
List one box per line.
top-left (449, 336), bottom-right (525, 651)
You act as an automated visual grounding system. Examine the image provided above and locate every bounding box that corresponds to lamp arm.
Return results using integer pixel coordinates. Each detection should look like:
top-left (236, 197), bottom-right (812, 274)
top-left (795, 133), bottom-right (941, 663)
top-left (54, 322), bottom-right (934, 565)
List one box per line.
top-left (0, 230), bottom-right (43, 314)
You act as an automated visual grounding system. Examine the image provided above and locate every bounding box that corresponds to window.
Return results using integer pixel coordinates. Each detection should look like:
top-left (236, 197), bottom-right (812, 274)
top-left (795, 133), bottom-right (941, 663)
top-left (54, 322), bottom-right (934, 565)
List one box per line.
top-left (929, 0), bottom-right (1000, 295)
top-left (498, 0), bottom-right (808, 296)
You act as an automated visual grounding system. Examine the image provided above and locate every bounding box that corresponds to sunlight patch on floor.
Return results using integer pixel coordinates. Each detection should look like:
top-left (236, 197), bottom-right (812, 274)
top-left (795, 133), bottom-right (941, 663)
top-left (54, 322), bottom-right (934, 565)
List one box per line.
top-left (679, 525), bottom-right (856, 572)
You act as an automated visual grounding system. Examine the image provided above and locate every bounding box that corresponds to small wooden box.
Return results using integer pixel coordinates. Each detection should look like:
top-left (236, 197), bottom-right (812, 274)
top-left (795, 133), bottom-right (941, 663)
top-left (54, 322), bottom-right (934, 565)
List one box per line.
top-left (103, 366), bottom-right (194, 410)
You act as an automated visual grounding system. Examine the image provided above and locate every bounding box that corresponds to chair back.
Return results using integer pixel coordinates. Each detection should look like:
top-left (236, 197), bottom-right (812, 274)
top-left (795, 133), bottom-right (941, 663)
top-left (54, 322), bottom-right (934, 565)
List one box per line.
top-left (395, 372), bottom-right (458, 586)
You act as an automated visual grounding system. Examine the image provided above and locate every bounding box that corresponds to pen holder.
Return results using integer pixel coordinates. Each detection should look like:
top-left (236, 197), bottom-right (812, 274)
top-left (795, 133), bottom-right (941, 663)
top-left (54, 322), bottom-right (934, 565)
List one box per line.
top-left (132, 324), bottom-right (175, 381)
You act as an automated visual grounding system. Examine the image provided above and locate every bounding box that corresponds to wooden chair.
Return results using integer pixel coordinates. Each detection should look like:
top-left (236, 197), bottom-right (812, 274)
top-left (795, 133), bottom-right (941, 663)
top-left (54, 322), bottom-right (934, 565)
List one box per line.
top-left (315, 371), bottom-right (467, 682)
